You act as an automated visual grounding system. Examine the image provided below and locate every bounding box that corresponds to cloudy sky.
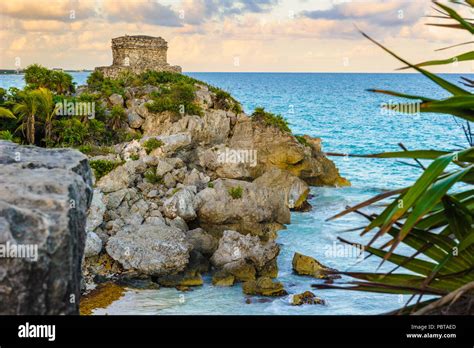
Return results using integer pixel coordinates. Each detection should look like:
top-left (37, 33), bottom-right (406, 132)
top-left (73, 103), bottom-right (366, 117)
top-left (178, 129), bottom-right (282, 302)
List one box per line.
top-left (0, 0), bottom-right (472, 72)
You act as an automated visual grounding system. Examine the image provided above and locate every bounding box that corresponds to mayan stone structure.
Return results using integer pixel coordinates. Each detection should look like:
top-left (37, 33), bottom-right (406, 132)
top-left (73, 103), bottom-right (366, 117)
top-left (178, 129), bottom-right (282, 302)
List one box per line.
top-left (95, 35), bottom-right (182, 78)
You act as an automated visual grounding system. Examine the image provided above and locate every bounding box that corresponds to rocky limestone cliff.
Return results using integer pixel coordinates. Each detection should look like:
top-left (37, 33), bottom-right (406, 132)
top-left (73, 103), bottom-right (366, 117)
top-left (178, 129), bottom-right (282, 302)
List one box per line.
top-left (80, 78), bottom-right (349, 297)
top-left (0, 141), bottom-right (93, 314)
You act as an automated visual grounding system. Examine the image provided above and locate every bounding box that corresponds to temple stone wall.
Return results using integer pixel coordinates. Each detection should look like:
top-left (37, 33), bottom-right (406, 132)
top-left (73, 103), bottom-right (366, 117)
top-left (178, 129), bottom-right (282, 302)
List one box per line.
top-left (95, 35), bottom-right (182, 78)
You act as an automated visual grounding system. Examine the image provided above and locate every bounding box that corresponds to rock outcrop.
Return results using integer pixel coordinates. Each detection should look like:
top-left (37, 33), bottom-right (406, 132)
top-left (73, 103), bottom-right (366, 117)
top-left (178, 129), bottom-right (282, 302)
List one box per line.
top-left (292, 252), bottom-right (339, 280)
top-left (291, 291), bottom-right (325, 306)
top-left (0, 141), bottom-right (93, 314)
top-left (80, 76), bottom-right (349, 297)
top-left (106, 224), bottom-right (190, 276)
top-left (210, 230), bottom-right (280, 282)
top-left (253, 168), bottom-right (310, 210)
top-left (195, 179), bottom-right (290, 239)
top-left (242, 277), bottom-right (287, 297)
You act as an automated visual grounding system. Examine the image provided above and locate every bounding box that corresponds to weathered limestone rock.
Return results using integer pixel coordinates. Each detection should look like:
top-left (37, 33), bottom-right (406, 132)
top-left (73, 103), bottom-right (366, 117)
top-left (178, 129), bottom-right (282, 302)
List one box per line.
top-left (222, 260), bottom-right (256, 282)
top-left (212, 270), bottom-right (235, 287)
top-left (195, 179), bottom-right (290, 238)
top-left (109, 93), bottom-right (124, 107)
top-left (106, 224), bottom-right (190, 276)
top-left (242, 277), bottom-right (287, 297)
top-left (198, 145), bottom-right (254, 180)
top-left (291, 291), bottom-right (325, 306)
top-left (156, 269), bottom-right (203, 288)
top-left (127, 110), bottom-right (144, 129)
top-left (84, 231), bottom-right (103, 258)
top-left (253, 168), bottom-right (310, 210)
top-left (86, 189), bottom-right (106, 231)
top-left (185, 228), bottom-right (218, 256)
top-left (211, 230), bottom-right (280, 271)
top-left (163, 186), bottom-right (197, 221)
top-left (228, 114), bottom-right (349, 186)
top-left (292, 252), bottom-right (339, 279)
top-left (0, 141), bottom-right (93, 314)
top-left (96, 161), bottom-right (140, 193)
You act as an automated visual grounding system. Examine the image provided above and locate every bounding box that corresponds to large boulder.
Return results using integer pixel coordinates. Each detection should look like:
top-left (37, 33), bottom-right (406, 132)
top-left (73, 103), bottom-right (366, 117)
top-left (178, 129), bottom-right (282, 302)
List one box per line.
top-left (291, 291), bottom-right (325, 306)
top-left (253, 168), bottom-right (310, 210)
top-left (127, 110), bottom-right (144, 129)
top-left (96, 161), bottom-right (142, 193)
top-left (109, 93), bottom-right (124, 107)
top-left (211, 230), bottom-right (279, 271)
top-left (0, 141), bottom-right (93, 314)
top-left (198, 145), bottom-right (254, 180)
top-left (185, 228), bottom-right (218, 256)
top-left (86, 189), bottom-right (106, 231)
top-left (84, 231), bottom-right (103, 258)
top-left (163, 186), bottom-right (197, 221)
top-left (228, 114), bottom-right (349, 186)
top-left (292, 252), bottom-right (339, 279)
top-left (106, 224), bottom-right (191, 276)
top-left (194, 179), bottom-right (290, 238)
top-left (242, 277), bottom-right (287, 297)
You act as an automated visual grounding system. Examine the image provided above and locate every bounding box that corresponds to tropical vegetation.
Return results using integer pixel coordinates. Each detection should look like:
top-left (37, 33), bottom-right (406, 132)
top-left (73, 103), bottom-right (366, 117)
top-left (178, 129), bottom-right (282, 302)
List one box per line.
top-left (0, 65), bottom-right (243, 151)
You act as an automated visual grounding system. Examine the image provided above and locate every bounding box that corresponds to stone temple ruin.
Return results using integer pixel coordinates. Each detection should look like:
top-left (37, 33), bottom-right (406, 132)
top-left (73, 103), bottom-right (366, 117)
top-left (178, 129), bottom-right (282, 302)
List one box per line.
top-left (95, 35), bottom-right (182, 78)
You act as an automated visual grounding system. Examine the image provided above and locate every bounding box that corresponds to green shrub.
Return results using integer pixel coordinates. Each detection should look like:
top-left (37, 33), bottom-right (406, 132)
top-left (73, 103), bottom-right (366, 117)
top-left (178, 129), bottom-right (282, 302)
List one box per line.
top-left (86, 70), bottom-right (105, 91)
top-left (143, 138), bottom-right (164, 154)
top-left (213, 88), bottom-right (243, 114)
top-left (89, 159), bottom-right (123, 180)
top-left (295, 135), bottom-right (309, 147)
top-left (251, 107), bottom-right (290, 133)
top-left (130, 154), bottom-right (140, 161)
top-left (207, 182), bottom-right (214, 188)
top-left (231, 103), bottom-right (243, 114)
top-left (77, 144), bottom-right (114, 156)
top-left (24, 64), bottom-right (75, 94)
top-left (117, 70), bottom-right (140, 87)
top-left (139, 70), bottom-right (199, 86)
top-left (144, 168), bottom-right (163, 184)
top-left (108, 105), bottom-right (126, 130)
top-left (78, 144), bottom-right (92, 154)
top-left (228, 186), bottom-right (243, 199)
top-left (55, 118), bottom-right (89, 147)
top-left (0, 130), bottom-right (15, 142)
top-left (146, 81), bottom-right (203, 116)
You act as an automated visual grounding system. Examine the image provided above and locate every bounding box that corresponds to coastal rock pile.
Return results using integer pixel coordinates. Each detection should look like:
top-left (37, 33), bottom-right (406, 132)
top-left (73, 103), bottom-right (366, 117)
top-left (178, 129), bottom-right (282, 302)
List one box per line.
top-left (80, 79), bottom-right (348, 298)
top-left (0, 141), bottom-right (93, 314)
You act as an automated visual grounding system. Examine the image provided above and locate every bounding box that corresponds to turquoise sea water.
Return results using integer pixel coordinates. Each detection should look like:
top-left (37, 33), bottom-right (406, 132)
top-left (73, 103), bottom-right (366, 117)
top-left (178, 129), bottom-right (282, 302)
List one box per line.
top-left (1, 72), bottom-right (471, 314)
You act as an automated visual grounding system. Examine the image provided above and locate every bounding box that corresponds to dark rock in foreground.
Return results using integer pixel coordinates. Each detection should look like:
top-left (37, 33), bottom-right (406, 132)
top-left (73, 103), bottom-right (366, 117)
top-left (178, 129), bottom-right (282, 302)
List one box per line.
top-left (0, 141), bottom-right (93, 314)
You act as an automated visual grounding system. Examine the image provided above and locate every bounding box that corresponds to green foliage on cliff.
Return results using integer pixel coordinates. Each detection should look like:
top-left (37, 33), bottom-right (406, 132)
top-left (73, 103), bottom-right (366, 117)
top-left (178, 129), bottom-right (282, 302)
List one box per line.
top-left (214, 89), bottom-right (243, 114)
top-left (146, 81), bottom-right (203, 116)
top-left (143, 137), bottom-right (164, 154)
top-left (252, 107), bottom-right (291, 133)
top-left (144, 168), bottom-right (163, 184)
top-left (295, 135), bottom-right (309, 147)
top-left (228, 186), bottom-right (243, 199)
top-left (89, 159), bottom-right (124, 180)
top-left (108, 105), bottom-right (126, 131)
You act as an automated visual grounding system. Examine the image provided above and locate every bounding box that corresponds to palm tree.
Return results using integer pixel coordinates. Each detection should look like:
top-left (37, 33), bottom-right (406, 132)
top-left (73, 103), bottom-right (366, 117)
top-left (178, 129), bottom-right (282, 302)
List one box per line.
top-left (0, 107), bottom-right (15, 119)
top-left (34, 87), bottom-right (59, 144)
top-left (13, 90), bottom-right (41, 145)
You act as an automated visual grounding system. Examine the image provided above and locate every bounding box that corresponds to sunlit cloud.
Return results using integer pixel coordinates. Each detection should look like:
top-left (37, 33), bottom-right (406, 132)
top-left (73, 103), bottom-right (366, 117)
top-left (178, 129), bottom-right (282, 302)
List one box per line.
top-left (0, 0), bottom-right (471, 72)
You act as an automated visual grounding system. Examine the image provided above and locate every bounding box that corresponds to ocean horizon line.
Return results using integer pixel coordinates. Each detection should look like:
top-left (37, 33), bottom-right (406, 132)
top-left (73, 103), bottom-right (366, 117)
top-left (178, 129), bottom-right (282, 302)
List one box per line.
top-left (1, 70), bottom-right (472, 75)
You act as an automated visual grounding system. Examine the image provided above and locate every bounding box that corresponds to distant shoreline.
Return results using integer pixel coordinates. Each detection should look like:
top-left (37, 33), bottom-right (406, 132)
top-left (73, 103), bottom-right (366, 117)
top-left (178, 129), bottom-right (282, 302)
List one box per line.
top-left (0, 70), bottom-right (472, 75)
top-left (0, 69), bottom-right (93, 74)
